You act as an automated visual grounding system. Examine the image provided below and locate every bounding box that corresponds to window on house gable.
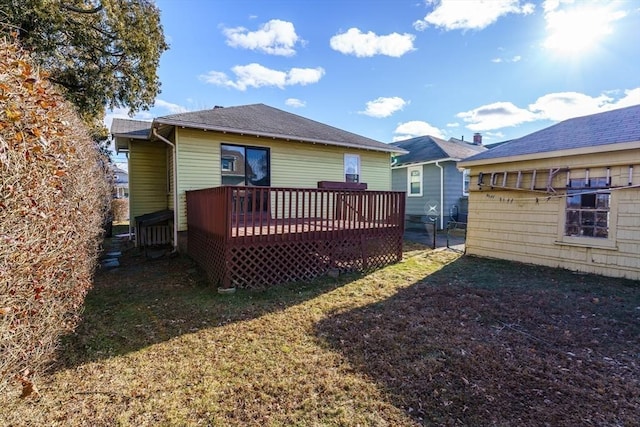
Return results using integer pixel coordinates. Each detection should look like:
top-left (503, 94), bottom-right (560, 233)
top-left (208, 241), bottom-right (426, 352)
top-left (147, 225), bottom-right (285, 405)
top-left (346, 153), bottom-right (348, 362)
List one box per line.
top-left (407, 166), bottom-right (423, 197)
top-left (565, 177), bottom-right (610, 238)
top-left (221, 144), bottom-right (270, 186)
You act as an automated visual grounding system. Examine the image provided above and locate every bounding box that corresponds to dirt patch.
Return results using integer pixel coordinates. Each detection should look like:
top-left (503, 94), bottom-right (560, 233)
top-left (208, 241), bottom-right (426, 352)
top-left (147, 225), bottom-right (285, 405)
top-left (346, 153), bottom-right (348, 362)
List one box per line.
top-left (316, 256), bottom-right (640, 426)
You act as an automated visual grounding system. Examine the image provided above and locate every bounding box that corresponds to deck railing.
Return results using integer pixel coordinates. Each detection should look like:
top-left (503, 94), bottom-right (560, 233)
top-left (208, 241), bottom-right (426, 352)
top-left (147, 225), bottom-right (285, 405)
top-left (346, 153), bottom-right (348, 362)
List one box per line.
top-left (187, 186), bottom-right (405, 241)
top-left (186, 186), bottom-right (405, 288)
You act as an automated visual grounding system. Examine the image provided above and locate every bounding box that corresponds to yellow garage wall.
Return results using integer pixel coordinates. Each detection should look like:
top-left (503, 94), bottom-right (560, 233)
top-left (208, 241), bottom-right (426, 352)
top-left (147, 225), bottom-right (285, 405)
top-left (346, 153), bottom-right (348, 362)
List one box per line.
top-left (465, 149), bottom-right (640, 280)
top-left (173, 129), bottom-right (393, 231)
top-left (128, 141), bottom-right (168, 222)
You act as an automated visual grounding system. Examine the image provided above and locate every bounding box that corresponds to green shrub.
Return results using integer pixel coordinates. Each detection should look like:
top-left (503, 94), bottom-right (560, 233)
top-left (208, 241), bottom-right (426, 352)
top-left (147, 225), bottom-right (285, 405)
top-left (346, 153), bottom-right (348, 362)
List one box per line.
top-left (0, 39), bottom-right (111, 397)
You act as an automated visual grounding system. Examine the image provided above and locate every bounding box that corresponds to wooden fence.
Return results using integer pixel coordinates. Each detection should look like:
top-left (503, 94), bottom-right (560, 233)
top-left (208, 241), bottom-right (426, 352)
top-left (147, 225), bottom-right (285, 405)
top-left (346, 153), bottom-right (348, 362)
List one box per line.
top-left (186, 186), bottom-right (405, 289)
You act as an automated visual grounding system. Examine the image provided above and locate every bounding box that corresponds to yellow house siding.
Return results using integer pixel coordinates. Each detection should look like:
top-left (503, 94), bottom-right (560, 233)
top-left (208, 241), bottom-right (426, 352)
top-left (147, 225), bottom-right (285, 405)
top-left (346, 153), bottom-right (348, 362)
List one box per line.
top-left (360, 154), bottom-right (392, 190)
top-left (167, 147), bottom-right (175, 210)
top-left (465, 149), bottom-right (640, 280)
top-left (128, 141), bottom-right (168, 222)
top-left (173, 129), bottom-right (393, 231)
top-left (271, 144), bottom-right (391, 190)
top-left (175, 128), bottom-right (221, 231)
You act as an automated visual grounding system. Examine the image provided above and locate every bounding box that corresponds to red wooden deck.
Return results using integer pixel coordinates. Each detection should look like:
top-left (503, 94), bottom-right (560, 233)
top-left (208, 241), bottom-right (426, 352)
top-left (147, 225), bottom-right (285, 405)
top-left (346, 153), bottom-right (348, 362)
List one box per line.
top-left (186, 186), bottom-right (405, 289)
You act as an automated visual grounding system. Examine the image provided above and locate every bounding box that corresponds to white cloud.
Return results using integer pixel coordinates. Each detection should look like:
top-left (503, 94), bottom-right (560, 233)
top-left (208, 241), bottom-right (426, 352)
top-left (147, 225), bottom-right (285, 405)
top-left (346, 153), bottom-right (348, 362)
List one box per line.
top-left (285, 98), bottom-right (306, 108)
top-left (223, 19), bottom-right (302, 56)
top-left (457, 102), bottom-right (539, 131)
top-left (542, 1), bottom-right (628, 54)
top-left (484, 131), bottom-right (505, 140)
top-left (330, 28), bottom-right (415, 57)
top-left (360, 97), bottom-right (408, 118)
top-left (414, 0), bottom-right (535, 31)
top-left (287, 67), bottom-right (325, 85)
top-left (446, 122), bottom-right (460, 127)
top-left (154, 99), bottom-right (188, 114)
top-left (457, 87), bottom-right (640, 131)
top-left (393, 120), bottom-right (445, 141)
top-left (492, 55), bottom-right (522, 63)
top-left (528, 92), bottom-right (613, 121)
top-left (199, 63), bottom-right (325, 91)
top-left (615, 88), bottom-right (640, 108)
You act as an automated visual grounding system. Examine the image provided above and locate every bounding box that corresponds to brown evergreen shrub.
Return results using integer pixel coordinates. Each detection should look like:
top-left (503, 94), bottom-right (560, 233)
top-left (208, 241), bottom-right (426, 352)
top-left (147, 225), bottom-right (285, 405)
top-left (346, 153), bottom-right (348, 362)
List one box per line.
top-left (111, 197), bottom-right (129, 223)
top-left (0, 39), bottom-right (111, 397)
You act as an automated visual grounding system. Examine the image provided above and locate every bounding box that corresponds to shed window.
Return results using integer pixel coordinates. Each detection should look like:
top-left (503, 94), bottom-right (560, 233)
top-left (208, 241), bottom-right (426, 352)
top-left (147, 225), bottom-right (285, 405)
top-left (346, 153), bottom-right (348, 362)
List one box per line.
top-left (407, 166), bottom-right (422, 197)
top-left (565, 177), bottom-right (610, 238)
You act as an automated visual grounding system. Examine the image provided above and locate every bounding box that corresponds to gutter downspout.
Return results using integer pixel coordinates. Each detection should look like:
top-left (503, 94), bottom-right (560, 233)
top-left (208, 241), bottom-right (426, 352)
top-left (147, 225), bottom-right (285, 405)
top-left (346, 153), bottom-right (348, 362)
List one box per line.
top-left (435, 161), bottom-right (444, 230)
top-left (126, 144), bottom-right (133, 242)
top-left (152, 128), bottom-right (179, 252)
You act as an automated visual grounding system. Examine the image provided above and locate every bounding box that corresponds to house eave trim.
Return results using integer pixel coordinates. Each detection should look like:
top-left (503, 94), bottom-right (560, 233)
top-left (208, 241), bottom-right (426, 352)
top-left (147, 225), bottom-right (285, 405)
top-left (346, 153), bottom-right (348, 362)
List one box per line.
top-left (392, 157), bottom-right (458, 169)
top-left (153, 118), bottom-right (407, 154)
top-left (459, 140), bottom-right (640, 168)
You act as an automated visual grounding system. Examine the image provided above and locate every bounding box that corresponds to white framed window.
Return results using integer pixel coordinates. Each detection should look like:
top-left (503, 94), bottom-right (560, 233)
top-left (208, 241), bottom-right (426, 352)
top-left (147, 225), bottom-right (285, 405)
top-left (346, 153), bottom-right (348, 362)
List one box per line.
top-left (557, 175), bottom-right (617, 250)
top-left (462, 169), bottom-right (471, 196)
top-left (344, 154), bottom-right (360, 183)
top-left (565, 177), bottom-right (610, 238)
top-left (407, 165), bottom-right (423, 197)
top-left (221, 156), bottom-right (236, 172)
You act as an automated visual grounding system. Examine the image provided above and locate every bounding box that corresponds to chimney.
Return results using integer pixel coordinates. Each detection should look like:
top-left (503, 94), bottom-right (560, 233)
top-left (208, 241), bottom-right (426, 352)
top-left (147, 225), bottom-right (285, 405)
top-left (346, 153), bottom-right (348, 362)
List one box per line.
top-left (461, 135), bottom-right (464, 141)
top-left (473, 132), bottom-right (482, 145)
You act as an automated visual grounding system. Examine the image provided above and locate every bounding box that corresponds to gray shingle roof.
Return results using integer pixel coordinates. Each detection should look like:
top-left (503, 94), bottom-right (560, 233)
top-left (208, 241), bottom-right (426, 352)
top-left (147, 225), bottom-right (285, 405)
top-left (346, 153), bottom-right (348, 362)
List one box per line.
top-left (391, 135), bottom-right (487, 166)
top-left (110, 118), bottom-right (152, 139)
top-left (463, 104), bottom-right (640, 163)
top-left (154, 103), bottom-right (405, 154)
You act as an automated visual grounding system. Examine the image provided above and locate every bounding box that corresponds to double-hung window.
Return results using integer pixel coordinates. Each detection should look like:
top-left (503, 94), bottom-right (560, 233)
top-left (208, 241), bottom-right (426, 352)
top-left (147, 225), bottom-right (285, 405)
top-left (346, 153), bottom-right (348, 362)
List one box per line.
top-left (407, 166), bottom-right (423, 197)
top-left (344, 154), bottom-right (360, 183)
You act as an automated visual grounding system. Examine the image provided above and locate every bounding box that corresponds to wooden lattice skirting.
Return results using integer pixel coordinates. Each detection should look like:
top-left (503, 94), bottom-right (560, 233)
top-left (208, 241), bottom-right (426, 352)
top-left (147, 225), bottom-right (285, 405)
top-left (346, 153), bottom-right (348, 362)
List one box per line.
top-left (188, 227), bottom-right (403, 289)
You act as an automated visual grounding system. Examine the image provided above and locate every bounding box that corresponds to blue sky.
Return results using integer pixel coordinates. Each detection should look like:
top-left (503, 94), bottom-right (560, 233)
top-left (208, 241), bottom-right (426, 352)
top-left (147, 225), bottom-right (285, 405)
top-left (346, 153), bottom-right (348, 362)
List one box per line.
top-left (108, 0), bottom-right (640, 161)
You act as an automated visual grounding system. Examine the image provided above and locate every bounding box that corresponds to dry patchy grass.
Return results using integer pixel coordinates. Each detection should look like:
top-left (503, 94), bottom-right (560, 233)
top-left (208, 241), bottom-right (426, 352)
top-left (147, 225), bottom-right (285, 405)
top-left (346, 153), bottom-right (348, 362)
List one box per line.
top-left (1, 239), bottom-right (638, 426)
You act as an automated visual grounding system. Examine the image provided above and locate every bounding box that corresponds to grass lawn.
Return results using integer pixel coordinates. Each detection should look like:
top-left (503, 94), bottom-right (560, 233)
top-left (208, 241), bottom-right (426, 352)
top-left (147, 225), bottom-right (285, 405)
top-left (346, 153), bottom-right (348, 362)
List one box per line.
top-left (1, 238), bottom-right (639, 426)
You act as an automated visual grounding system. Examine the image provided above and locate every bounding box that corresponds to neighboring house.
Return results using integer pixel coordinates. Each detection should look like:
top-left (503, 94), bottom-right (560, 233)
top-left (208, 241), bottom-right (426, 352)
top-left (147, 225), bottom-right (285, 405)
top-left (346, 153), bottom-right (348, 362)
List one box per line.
top-left (110, 103), bottom-right (407, 253)
top-left (113, 164), bottom-right (129, 198)
top-left (459, 104), bottom-right (640, 280)
top-left (391, 134), bottom-right (487, 230)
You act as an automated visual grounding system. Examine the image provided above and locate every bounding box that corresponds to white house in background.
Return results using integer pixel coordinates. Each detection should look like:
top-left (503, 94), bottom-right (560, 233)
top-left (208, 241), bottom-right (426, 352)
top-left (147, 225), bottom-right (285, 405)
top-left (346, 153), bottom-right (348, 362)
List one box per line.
top-left (113, 164), bottom-right (129, 198)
